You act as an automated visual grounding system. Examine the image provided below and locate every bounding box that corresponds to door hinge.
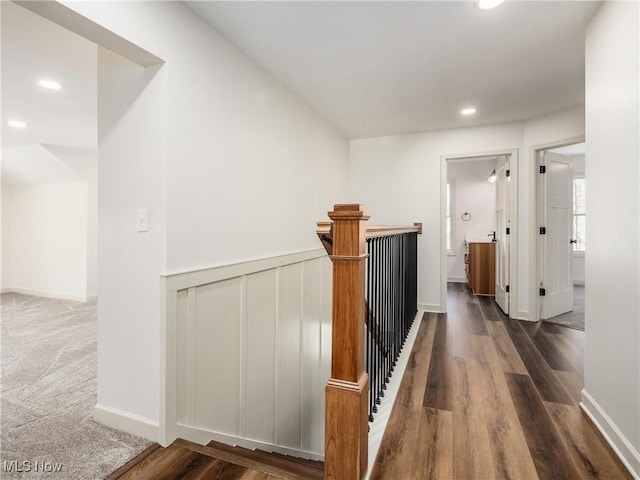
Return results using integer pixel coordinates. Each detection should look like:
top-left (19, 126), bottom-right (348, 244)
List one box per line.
top-left (540, 227), bottom-right (546, 235)
top-left (506, 285), bottom-right (510, 293)
top-left (506, 227), bottom-right (510, 235)
top-left (540, 288), bottom-right (546, 296)
top-left (539, 165), bottom-right (546, 174)
top-left (506, 169), bottom-right (511, 178)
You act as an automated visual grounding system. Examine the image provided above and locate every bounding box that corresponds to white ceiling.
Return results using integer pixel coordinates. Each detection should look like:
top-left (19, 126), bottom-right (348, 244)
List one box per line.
top-left (549, 142), bottom-right (586, 156)
top-left (1, 1), bottom-right (97, 184)
top-left (2, 144), bottom-right (82, 185)
top-left (185, 0), bottom-right (600, 139)
top-left (1, 0), bottom-right (598, 185)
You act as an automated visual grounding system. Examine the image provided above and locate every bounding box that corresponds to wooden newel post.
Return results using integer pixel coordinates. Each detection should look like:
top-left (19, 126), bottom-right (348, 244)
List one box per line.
top-left (325, 204), bottom-right (369, 479)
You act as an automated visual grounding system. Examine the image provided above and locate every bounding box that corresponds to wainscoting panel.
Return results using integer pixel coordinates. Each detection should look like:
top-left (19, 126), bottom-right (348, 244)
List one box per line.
top-left (194, 278), bottom-right (243, 435)
top-left (162, 249), bottom-right (331, 458)
top-left (301, 258), bottom-right (325, 454)
top-left (276, 263), bottom-right (303, 449)
top-left (244, 269), bottom-right (278, 443)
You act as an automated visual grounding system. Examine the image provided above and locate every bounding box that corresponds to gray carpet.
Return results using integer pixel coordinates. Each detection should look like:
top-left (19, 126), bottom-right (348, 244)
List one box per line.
top-left (543, 284), bottom-right (585, 331)
top-left (1, 293), bottom-right (152, 479)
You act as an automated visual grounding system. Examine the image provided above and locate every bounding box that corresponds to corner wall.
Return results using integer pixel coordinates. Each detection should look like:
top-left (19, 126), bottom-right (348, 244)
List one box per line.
top-left (1, 181), bottom-right (13, 290)
top-left (583, 1), bottom-right (640, 476)
top-left (3, 181), bottom-right (89, 301)
top-left (46, 0), bottom-right (350, 438)
top-left (349, 107), bottom-right (584, 316)
top-left (96, 47), bottom-right (167, 429)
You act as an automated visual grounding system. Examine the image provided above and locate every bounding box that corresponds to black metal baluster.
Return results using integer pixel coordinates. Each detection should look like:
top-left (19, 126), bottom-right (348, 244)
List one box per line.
top-left (361, 231), bottom-right (419, 423)
top-left (376, 236), bottom-right (383, 408)
top-left (384, 235), bottom-right (390, 390)
top-left (390, 235), bottom-right (396, 373)
top-left (391, 235), bottom-right (402, 371)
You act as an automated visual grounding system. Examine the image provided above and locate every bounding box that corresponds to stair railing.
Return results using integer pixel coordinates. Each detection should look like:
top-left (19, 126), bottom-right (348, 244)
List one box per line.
top-left (317, 204), bottom-right (421, 479)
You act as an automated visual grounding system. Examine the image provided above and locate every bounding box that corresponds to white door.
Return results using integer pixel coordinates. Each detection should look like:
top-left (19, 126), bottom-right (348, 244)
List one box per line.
top-left (540, 152), bottom-right (573, 319)
top-left (495, 158), bottom-right (510, 314)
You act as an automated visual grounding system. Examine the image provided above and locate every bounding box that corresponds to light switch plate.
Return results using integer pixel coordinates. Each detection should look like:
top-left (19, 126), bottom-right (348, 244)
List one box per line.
top-left (137, 208), bottom-right (150, 232)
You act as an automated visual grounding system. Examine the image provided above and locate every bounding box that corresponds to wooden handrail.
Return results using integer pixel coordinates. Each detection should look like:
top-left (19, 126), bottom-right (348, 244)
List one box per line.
top-left (365, 222), bottom-right (422, 238)
top-left (316, 222), bottom-right (422, 256)
top-left (318, 204), bottom-right (421, 479)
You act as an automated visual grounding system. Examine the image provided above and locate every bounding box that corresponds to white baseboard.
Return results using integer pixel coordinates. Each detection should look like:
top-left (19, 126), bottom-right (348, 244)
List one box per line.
top-left (447, 276), bottom-right (467, 283)
top-left (93, 403), bottom-right (159, 443)
top-left (580, 389), bottom-right (640, 479)
top-left (418, 303), bottom-right (445, 313)
top-left (4, 287), bottom-right (92, 303)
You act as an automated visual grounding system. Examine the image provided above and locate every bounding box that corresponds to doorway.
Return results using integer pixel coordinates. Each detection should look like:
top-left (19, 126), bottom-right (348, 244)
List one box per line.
top-left (1, 1), bottom-right (97, 300)
top-left (440, 149), bottom-right (519, 317)
top-left (533, 140), bottom-right (586, 330)
top-left (1, 2), bottom-right (167, 475)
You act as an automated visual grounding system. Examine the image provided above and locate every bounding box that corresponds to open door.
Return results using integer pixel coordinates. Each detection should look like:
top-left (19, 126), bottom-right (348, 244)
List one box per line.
top-left (540, 151), bottom-right (573, 319)
top-left (495, 156), bottom-right (510, 315)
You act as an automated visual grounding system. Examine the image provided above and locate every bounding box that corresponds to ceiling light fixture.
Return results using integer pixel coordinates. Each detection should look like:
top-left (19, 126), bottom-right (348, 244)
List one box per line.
top-left (461, 107), bottom-right (477, 116)
top-left (38, 79), bottom-right (62, 90)
top-left (8, 120), bottom-right (27, 128)
top-left (477, 0), bottom-right (505, 10)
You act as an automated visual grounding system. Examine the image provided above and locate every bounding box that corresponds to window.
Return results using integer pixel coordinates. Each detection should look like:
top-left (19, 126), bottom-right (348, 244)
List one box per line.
top-left (446, 179), bottom-right (455, 254)
top-left (573, 178), bottom-right (585, 252)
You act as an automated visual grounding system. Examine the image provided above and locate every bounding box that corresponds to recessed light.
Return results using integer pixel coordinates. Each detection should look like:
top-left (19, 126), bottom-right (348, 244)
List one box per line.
top-left (38, 79), bottom-right (62, 90)
top-left (461, 107), bottom-right (477, 116)
top-left (477, 0), bottom-right (505, 10)
top-left (8, 120), bottom-right (27, 128)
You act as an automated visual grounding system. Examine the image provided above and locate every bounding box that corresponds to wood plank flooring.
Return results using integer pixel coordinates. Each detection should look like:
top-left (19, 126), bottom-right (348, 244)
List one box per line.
top-left (370, 282), bottom-right (632, 480)
top-left (109, 281), bottom-right (630, 479)
top-left (106, 439), bottom-right (323, 480)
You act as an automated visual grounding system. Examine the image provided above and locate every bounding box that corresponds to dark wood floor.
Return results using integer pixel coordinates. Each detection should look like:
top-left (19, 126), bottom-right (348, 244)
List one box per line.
top-left (109, 282), bottom-right (630, 479)
top-left (370, 282), bottom-right (631, 480)
top-left (107, 438), bottom-right (324, 480)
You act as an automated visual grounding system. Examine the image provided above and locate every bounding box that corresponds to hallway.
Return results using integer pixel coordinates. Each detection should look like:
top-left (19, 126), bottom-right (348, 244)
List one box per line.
top-left (370, 283), bottom-right (630, 479)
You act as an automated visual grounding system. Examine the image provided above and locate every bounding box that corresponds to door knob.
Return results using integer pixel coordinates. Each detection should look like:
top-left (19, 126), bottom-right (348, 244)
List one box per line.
top-left (570, 239), bottom-right (577, 244)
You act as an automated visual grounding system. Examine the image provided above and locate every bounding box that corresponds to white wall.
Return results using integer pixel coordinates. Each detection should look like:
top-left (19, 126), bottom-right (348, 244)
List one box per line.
top-left (349, 107), bottom-right (583, 316)
top-left (583, 1), bottom-right (640, 476)
top-left (5, 182), bottom-right (89, 301)
top-left (96, 47), bottom-right (167, 427)
top-left (87, 162), bottom-right (97, 297)
top-left (58, 0), bottom-right (349, 272)
top-left (570, 154), bottom-right (586, 177)
top-left (1, 181), bottom-right (13, 290)
top-left (42, 145), bottom-right (99, 297)
top-left (44, 1), bottom-right (350, 435)
top-left (447, 158), bottom-right (498, 281)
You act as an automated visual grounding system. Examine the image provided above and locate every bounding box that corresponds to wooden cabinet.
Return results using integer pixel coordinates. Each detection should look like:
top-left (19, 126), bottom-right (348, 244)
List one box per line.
top-left (466, 242), bottom-right (495, 296)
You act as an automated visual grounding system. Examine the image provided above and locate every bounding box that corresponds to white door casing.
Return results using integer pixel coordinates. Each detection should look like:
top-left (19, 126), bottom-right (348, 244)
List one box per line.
top-left (540, 152), bottom-right (574, 319)
top-left (440, 148), bottom-right (518, 317)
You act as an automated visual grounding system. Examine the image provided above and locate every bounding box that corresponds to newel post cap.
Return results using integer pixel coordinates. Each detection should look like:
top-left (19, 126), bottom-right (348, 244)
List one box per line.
top-left (328, 204), bottom-right (370, 221)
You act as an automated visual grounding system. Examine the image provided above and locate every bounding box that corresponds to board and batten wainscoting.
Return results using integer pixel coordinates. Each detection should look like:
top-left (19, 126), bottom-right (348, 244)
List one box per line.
top-left (160, 249), bottom-right (332, 460)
